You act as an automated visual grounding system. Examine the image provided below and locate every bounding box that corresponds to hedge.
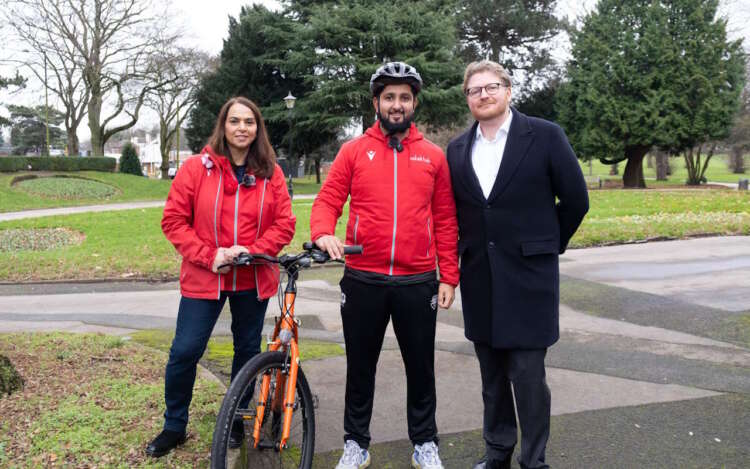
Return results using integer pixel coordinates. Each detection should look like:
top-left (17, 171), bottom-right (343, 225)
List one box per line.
top-left (0, 156), bottom-right (116, 172)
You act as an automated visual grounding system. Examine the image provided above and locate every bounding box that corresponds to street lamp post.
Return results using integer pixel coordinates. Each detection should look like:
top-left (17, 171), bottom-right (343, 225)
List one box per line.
top-left (43, 51), bottom-right (49, 157)
top-left (283, 91), bottom-right (296, 199)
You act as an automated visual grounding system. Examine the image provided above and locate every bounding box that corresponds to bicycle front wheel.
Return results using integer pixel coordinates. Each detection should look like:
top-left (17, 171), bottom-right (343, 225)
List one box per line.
top-left (211, 351), bottom-right (315, 469)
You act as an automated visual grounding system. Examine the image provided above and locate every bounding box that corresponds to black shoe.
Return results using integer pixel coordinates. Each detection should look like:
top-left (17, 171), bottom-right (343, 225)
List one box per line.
top-left (473, 453), bottom-right (512, 469)
top-left (145, 429), bottom-right (187, 457)
top-left (228, 420), bottom-right (245, 449)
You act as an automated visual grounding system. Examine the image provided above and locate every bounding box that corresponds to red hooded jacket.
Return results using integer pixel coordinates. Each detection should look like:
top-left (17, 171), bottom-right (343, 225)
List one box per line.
top-left (311, 122), bottom-right (459, 286)
top-left (162, 145), bottom-right (296, 300)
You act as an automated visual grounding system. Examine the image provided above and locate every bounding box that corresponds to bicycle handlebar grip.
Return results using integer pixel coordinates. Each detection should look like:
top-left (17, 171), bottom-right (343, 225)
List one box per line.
top-left (303, 241), bottom-right (315, 251)
top-left (343, 245), bottom-right (363, 255)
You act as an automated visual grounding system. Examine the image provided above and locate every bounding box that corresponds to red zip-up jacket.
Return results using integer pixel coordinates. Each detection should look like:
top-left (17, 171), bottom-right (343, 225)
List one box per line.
top-left (311, 122), bottom-right (459, 286)
top-left (162, 145), bottom-right (296, 300)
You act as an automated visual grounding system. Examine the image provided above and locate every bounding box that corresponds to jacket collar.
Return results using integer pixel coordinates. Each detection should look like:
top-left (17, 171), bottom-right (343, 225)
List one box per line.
top-left (364, 121), bottom-right (424, 145)
top-left (459, 106), bottom-right (534, 204)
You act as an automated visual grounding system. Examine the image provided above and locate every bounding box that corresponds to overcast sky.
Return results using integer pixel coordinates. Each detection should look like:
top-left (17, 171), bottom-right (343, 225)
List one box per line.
top-left (3, 0), bottom-right (750, 143)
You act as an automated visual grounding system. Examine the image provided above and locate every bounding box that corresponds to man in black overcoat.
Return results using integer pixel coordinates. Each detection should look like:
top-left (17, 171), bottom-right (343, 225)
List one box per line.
top-left (446, 60), bottom-right (589, 469)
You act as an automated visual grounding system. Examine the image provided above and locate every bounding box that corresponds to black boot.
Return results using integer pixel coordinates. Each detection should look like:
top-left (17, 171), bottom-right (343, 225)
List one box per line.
top-left (145, 429), bottom-right (187, 457)
top-left (473, 453), bottom-right (512, 469)
top-left (229, 420), bottom-right (245, 449)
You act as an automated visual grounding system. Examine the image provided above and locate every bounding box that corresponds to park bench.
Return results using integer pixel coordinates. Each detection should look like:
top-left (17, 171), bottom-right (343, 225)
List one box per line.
top-left (584, 175), bottom-right (602, 189)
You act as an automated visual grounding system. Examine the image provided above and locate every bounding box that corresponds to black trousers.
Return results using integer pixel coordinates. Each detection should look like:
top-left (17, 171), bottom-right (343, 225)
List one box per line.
top-left (339, 275), bottom-right (439, 449)
top-left (474, 343), bottom-right (550, 469)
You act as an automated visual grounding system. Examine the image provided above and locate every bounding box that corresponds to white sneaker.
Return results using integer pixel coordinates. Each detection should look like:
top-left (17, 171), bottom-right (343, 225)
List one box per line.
top-left (335, 439), bottom-right (371, 469)
top-left (412, 441), bottom-right (444, 469)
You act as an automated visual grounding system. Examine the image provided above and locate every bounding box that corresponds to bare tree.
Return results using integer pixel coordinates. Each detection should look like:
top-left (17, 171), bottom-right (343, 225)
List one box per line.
top-left (6, 0), bottom-right (177, 156)
top-left (146, 48), bottom-right (212, 179)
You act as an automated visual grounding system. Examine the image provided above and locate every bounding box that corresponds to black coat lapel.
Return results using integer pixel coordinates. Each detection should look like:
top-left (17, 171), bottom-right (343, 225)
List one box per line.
top-left (460, 121), bottom-right (486, 205)
top-left (487, 108), bottom-right (533, 203)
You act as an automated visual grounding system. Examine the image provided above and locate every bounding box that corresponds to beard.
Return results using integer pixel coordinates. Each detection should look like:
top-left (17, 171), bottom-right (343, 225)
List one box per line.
top-left (378, 110), bottom-right (415, 134)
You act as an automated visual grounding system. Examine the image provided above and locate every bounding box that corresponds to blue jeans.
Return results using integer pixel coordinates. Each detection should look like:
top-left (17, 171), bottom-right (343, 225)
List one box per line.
top-left (163, 291), bottom-right (268, 432)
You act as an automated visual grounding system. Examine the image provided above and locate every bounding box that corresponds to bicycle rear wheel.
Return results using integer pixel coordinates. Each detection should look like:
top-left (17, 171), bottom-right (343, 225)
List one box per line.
top-left (211, 351), bottom-right (315, 469)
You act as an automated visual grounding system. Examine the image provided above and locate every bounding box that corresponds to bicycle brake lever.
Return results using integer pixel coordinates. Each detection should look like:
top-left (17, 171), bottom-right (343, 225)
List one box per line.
top-left (235, 252), bottom-right (253, 265)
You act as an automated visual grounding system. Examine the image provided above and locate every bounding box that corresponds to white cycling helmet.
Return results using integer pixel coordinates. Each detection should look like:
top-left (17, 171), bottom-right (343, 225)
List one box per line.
top-left (370, 61), bottom-right (423, 96)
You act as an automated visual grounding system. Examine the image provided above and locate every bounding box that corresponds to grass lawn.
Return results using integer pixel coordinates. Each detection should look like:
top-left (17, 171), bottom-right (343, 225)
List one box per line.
top-left (579, 154), bottom-right (749, 185)
top-left (0, 188), bottom-right (747, 281)
top-left (129, 329), bottom-right (345, 380)
top-left (0, 332), bottom-right (221, 468)
top-left (290, 174), bottom-right (322, 195)
top-left (0, 171), bottom-right (171, 213)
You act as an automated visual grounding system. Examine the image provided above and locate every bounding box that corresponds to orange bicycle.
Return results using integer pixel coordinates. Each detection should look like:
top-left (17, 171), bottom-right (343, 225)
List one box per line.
top-left (210, 242), bottom-right (362, 469)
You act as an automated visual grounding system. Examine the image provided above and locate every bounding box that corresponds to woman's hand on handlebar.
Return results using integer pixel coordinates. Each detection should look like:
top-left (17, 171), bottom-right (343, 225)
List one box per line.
top-left (314, 235), bottom-right (345, 260)
top-left (212, 245), bottom-right (249, 273)
top-left (212, 248), bottom-right (231, 274)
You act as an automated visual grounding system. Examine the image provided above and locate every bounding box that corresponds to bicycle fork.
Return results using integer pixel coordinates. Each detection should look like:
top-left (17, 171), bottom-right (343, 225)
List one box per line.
top-left (252, 290), bottom-right (300, 452)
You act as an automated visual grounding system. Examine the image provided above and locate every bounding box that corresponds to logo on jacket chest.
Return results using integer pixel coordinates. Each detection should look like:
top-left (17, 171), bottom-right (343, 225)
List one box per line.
top-left (366, 150), bottom-right (376, 161)
top-left (410, 155), bottom-right (431, 164)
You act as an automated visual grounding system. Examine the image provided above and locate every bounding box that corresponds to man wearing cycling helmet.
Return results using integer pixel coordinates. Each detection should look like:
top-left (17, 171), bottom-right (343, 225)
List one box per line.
top-left (311, 61), bottom-right (459, 469)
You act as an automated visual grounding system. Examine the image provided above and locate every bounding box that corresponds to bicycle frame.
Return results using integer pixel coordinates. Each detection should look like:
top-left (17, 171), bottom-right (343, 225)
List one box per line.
top-left (220, 243), bottom-right (362, 456)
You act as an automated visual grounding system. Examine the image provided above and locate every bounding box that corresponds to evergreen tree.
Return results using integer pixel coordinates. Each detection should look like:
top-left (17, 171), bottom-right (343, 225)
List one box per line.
top-left (186, 5), bottom-right (311, 154)
top-left (119, 142), bottom-right (142, 176)
top-left (557, 0), bottom-right (745, 188)
top-left (456, 0), bottom-right (562, 92)
top-left (8, 105), bottom-right (65, 155)
top-left (293, 0), bottom-right (466, 133)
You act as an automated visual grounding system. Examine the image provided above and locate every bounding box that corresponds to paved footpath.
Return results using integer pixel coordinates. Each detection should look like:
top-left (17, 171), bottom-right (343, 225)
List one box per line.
top-left (1, 236), bottom-right (748, 467)
top-left (0, 194), bottom-right (317, 222)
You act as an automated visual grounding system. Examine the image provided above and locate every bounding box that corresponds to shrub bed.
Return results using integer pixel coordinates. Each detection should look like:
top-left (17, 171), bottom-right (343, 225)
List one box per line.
top-left (0, 156), bottom-right (116, 173)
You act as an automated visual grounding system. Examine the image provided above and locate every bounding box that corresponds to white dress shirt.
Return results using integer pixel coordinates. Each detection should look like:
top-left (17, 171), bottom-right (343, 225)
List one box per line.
top-left (471, 110), bottom-right (513, 199)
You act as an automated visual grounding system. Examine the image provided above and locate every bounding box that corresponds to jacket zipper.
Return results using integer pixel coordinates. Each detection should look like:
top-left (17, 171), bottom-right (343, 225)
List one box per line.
top-left (254, 179), bottom-right (268, 299)
top-left (426, 217), bottom-right (431, 256)
top-left (389, 147), bottom-right (398, 275)
top-left (232, 189), bottom-right (239, 291)
top-left (353, 214), bottom-right (360, 244)
top-left (213, 171), bottom-right (223, 300)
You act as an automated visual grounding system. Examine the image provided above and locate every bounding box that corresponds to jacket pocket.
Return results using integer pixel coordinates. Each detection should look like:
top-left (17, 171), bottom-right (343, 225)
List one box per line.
top-left (521, 239), bottom-right (559, 256)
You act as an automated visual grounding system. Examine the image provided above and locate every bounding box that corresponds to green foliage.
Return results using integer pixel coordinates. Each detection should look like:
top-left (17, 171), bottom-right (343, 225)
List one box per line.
top-left (8, 105), bottom-right (66, 155)
top-left (0, 156), bottom-right (116, 172)
top-left (186, 5), bottom-right (311, 154)
top-left (296, 0), bottom-right (466, 133)
top-left (557, 0), bottom-right (746, 187)
top-left (0, 72), bottom-right (26, 128)
top-left (455, 0), bottom-right (561, 89)
top-left (0, 354), bottom-right (23, 396)
top-left (118, 142), bottom-right (142, 176)
top-left (516, 78), bottom-right (560, 121)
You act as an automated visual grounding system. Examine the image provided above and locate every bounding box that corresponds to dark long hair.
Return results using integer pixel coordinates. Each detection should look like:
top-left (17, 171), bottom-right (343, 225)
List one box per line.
top-left (206, 96), bottom-right (276, 179)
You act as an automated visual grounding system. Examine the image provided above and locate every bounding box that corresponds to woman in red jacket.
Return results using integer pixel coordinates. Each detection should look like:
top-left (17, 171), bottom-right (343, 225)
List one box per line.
top-left (146, 96), bottom-right (296, 457)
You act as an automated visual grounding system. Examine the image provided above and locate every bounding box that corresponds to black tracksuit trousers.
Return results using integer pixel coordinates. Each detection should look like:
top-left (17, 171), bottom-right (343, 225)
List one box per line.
top-left (339, 274), bottom-right (439, 449)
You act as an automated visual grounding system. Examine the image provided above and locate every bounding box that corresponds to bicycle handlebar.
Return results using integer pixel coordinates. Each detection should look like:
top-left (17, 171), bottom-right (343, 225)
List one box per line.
top-left (218, 242), bottom-right (363, 271)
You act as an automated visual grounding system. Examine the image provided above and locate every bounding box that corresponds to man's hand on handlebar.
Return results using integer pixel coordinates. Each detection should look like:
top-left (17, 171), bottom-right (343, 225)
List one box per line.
top-left (314, 235), bottom-right (345, 260)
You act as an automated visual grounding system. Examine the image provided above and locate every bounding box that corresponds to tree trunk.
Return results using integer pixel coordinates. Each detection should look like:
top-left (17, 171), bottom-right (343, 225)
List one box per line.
top-left (88, 91), bottom-right (104, 156)
top-left (66, 130), bottom-right (80, 157)
top-left (623, 146), bottom-right (649, 188)
top-left (646, 153), bottom-right (653, 168)
top-left (730, 146), bottom-right (746, 174)
top-left (315, 157), bottom-right (321, 184)
top-left (655, 150), bottom-right (670, 181)
top-left (609, 163), bottom-right (619, 175)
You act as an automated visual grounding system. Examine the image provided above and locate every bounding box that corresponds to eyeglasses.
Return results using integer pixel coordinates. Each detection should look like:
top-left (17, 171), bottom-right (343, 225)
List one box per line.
top-left (464, 82), bottom-right (507, 98)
